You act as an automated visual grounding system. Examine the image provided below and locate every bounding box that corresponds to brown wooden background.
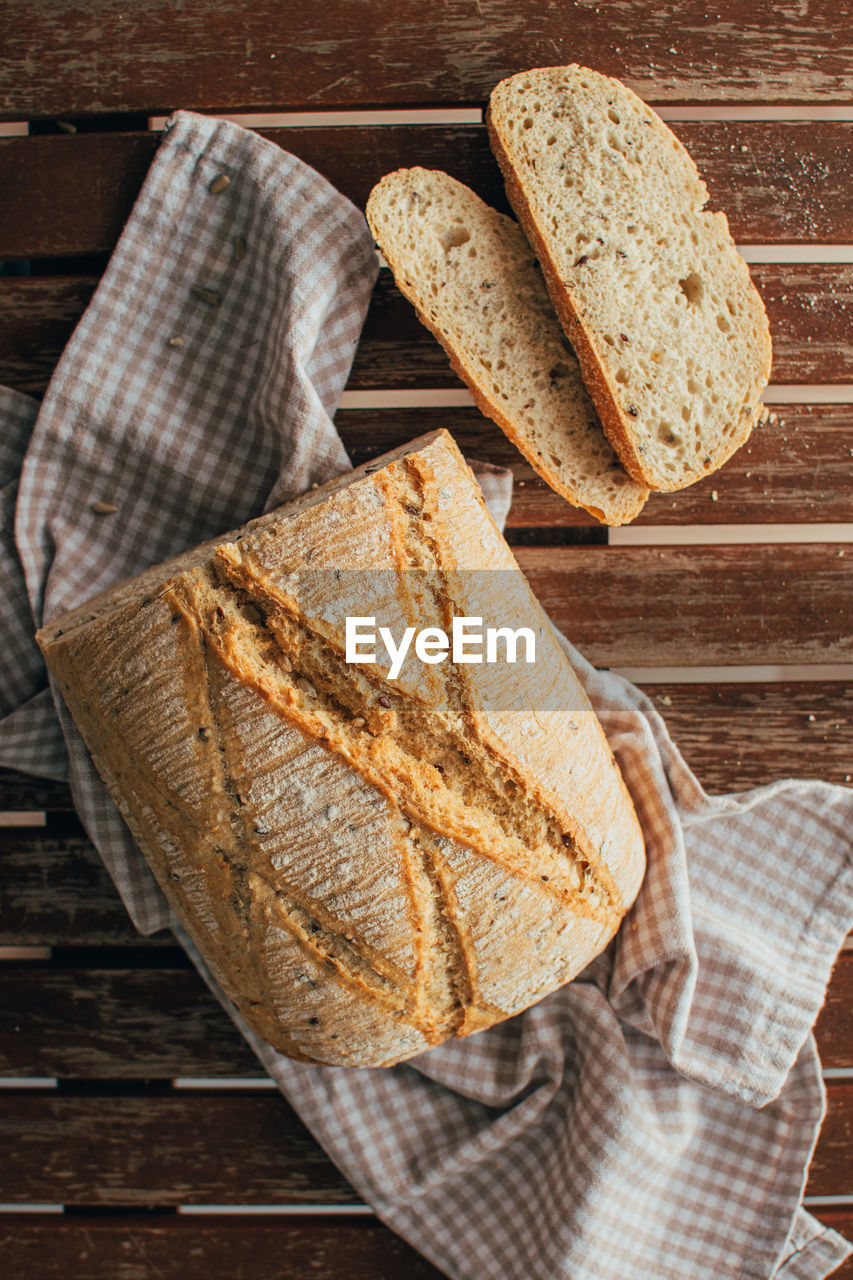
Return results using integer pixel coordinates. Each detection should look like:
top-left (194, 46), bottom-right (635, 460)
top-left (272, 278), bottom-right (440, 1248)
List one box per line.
top-left (1, 1), bottom-right (851, 1276)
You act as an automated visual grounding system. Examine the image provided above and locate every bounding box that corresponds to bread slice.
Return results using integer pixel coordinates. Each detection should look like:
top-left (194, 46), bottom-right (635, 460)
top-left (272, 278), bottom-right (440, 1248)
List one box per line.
top-left (366, 168), bottom-right (648, 525)
top-left (487, 66), bottom-right (772, 491)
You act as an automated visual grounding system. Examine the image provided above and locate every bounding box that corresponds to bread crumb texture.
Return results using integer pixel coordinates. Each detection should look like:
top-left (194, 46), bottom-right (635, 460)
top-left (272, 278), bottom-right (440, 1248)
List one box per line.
top-left (367, 168), bottom-right (648, 525)
top-left (39, 432), bottom-right (644, 1067)
top-left (488, 66), bottom-right (772, 491)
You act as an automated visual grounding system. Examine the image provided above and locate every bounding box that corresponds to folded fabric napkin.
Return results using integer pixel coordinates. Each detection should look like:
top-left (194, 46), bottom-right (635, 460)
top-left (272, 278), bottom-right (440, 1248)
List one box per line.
top-left (2, 110), bottom-right (852, 1280)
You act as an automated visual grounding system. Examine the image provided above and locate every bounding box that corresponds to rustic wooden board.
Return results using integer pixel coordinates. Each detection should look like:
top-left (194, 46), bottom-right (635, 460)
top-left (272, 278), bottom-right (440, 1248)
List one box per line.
top-left (0, 1216), bottom-right (446, 1280)
top-left (1, 1214), bottom-right (848, 1280)
top-left (1, 121), bottom-right (850, 258)
top-left (1, 0), bottom-right (851, 118)
top-left (339, 405), bottom-right (850, 528)
top-left (641, 682), bottom-right (853, 793)
top-left (810, 1083), bottom-right (853, 1198)
top-left (0, 768), bottom-right (74, 810)
top-left (0, 1093), bottom-right (358, 1205)
top-left (0, 965), bottom-right (260, 1078)
top-left (515, 544), bottom-right (853, 667)
top-left (0, 1084), bottom-right (848, 1202)
top-left (0, 823), bottom-right (173, 946)
top-left (1, 265), bottom-right (849, 400)
top-left (2, 952), bottom-right (850, 1078)
top-left (817, 952), bottom-right (853, 1072)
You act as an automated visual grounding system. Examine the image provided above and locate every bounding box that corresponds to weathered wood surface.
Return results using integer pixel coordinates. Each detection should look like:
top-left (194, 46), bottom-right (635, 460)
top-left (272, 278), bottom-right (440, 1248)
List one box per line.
top-left (2, 264), bottom-right (848, 402)
top-left (641, 682), bottom-right (853, 793)
top-left (1, 682), bottom-right (851, 821)
top-left (515, 544), bottom-right (853, 667)
top-left (338, 404), bottom-right (853, 527)
top-left (0, 1093), bottom-right (358, 1205)
top-left (1, 121), bottom-right (850, 258)
top-left (817, 953), bottom-right (853, 1072)
top-left (355, 265), bottom-right (853, 388)
top-left (2, 952), bottom-right (850, 1078)
top-left (1, 1215), bottom-right (849, 1280)
top-left (1, 0), bottom-right (851, 119)
top-left (0, 1084), bottom-right (848, 1202)
top-left (0, 1217), bottom-right (446, 1280)
top-left (0, 964), bottom-right (260, 1078)
top-left (810, 1083), bottom-right (853, 1198)
top-left (0, 822), bottom-right (174, 946)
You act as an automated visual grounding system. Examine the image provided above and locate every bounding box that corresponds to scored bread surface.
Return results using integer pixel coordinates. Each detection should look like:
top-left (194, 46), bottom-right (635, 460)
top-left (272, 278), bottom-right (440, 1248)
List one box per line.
top-left (487, 66), bottom-right (772, 491)
top-left (38, 430), bottom-right (645, 1068)
top-left (367, 168), bottom-right (648, 525)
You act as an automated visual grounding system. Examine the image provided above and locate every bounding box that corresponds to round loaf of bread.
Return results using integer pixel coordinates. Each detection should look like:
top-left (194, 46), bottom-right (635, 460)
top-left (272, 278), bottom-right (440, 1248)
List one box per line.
top-left (38, 429), bottom-right (645, 1066)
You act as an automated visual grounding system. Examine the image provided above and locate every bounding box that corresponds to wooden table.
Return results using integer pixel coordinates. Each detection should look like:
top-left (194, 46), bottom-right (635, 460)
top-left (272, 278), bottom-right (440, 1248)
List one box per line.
top-left (1, 3), bottom-right (851, 1275)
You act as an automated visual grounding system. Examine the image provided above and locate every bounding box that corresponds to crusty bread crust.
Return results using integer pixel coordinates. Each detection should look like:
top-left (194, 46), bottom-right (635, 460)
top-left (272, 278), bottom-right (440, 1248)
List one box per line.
top-left (39, 430), bottom-right (645, 1067)
top-left (488, 66), bottom-right (773, 492)
top-left (366, 168), bottom-right (648, 524)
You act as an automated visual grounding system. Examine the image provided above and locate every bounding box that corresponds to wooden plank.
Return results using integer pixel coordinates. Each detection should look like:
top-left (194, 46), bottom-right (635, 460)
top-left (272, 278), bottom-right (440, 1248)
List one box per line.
top-left (0, 966), bottom-right (260, 1078)
top-left (0, 768), bottom-right (74, 811)
top-left (1, 0), bottom-right (851, 118)
top-left (516, 544), bottom-right (853, 667)
top-left (809, 1083), bottom-right (853, 1198)
top-left (3, 949), bottom-right (851, 1078)
top-left (641, 682), bottom-right (853, 794)
top-left (3, 680), bottom-right (848, 808)
top-left (0, 1093), bottom-right (358, 1205)
top-left (816, 953), bottom-right (853, 1072)
top-left (1, 121), bottom-right (850, 258)
top-left (0, 822), bottom-right (173, 946)
top-left (0, 1216), bottom-right (446, 1280)
top-left (353, 403), bottom-right (853, 528)
top-left (0, 264), bottom-right (849, 400)
top-left (338, 403), bottom-right (853, 528)
top-left (0, 682), bottom-right (850, 827)
top-left (0, 1085), bottom-right (848, 1202)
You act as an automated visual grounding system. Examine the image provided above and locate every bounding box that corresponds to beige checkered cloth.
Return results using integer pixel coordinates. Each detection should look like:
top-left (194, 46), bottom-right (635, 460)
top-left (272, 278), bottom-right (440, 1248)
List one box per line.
top-left (2, 111), bottom-right (852, 1280)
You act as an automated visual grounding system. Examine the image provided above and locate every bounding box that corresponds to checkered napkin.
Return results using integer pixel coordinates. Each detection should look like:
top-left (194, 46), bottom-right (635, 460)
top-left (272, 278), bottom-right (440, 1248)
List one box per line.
top-left (2, 110), bottom-right (852, 1280)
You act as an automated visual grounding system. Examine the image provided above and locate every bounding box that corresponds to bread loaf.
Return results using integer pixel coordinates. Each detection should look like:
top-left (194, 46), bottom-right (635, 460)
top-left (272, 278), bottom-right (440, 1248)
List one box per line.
top-left (37, 430), bottom-right (645, 1067)
top-left (487, 65), bottom-right (772, 491)
top-left (366, 168), bottom-right (649, 525)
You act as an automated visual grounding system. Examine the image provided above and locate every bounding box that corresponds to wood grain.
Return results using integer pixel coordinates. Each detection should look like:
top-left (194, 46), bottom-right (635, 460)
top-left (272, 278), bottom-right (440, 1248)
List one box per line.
top-left (2, 265), bottom-right (847, 401)
top-left (2, 951), bottom-right (851, 1077)
top-left (0, 1084), bottom-right (848, 1202)
top-left (1, 121), bottom-right (850, 258)
top-left (816, 952), bottom-right (853, 1072)
top-left (352, 266), bottom-right (853, 389)
top-left (0, 823), bottom-right (173, 946)
top-left (0, 1215), bottom-right (847, 1280)
top-left (515, 544), bottom-right (853, 667)
top-left (0, 0), bottom-right (851, 118)
top-left (0, 965), bottom-right (260, 1077)
top-left (0, 1216), bottom-right (446, 1280)
top-left (809, 1083), bottom-right (853, 1198)
top-left (640, 682), bottom-right (853, 793)
top-left (0, 1093), bottom-right (358, 1205)
top-left (340, 404), bottom-right (853, 528)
